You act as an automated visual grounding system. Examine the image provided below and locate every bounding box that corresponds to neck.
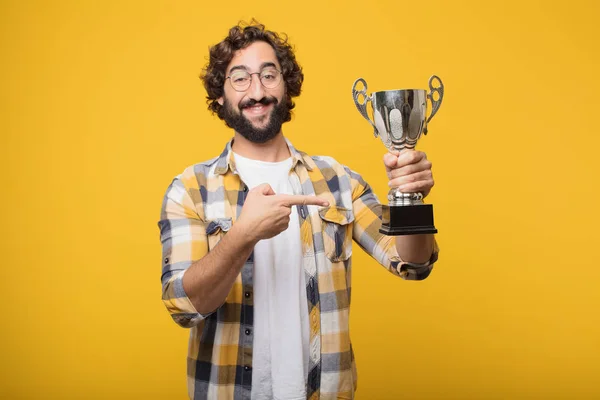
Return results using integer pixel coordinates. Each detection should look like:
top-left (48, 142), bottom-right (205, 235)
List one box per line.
top-left (231, 131), bottom-right (290, 162)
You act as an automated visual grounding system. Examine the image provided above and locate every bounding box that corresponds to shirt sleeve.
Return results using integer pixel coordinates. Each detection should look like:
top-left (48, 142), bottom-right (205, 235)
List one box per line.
top-left (347, 167), bottom-right (439, 280)
top-left (157, 178), bottom-right (211, 328)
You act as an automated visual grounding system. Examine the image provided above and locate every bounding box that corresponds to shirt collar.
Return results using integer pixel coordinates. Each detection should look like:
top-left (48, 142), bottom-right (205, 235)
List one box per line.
top-left (214, 137), bottom-right (313, 175)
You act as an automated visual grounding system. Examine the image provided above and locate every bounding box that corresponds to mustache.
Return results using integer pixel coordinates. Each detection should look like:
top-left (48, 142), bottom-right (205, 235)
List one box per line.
top-left (239, 97), bottom-right (278, 110)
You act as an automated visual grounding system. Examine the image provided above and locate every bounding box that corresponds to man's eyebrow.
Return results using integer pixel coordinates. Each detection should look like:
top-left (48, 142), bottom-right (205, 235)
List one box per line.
top-left (260, 62), bottom-right (277, 70)
top-left (227, 62), bottom-right (279, 75)
top-left (227, 65), bottom-right (248, 75)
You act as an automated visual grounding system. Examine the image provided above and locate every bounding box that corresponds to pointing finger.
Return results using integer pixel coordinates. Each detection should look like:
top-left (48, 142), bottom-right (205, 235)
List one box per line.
top-left (277, 194), bottom-right (329, 207)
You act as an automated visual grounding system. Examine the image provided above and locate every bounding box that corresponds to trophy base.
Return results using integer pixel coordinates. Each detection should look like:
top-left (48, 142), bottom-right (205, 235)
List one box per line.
top-left (380, 204), bottom-right (438, 236)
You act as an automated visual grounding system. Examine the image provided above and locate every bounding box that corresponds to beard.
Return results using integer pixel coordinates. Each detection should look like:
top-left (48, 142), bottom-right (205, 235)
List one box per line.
top-left (221, 95), bottom-right (289, 144)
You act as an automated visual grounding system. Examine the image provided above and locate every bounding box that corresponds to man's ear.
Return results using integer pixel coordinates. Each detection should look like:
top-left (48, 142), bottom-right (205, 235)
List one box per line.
top-left (217, 97), bottom-right (224, 106)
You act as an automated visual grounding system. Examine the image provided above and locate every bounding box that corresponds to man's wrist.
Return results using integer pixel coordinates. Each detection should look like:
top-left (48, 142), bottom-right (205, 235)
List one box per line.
top-left (394, 234), bottom-right (435, 264)
top-left (229, 220), bottom-right (259, 250)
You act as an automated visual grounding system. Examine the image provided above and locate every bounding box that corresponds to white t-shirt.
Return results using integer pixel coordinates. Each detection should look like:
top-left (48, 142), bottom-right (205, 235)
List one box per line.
top-left (233, 152), bottom-right (310, 400)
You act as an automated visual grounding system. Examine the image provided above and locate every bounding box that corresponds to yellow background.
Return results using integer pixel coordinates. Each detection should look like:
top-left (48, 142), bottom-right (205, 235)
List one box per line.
top-left (1, 0), bottom-right (599, 398)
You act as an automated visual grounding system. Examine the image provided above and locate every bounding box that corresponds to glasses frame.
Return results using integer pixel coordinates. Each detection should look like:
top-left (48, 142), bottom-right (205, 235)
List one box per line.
top-left (225, 68), bottom-right (283, 92)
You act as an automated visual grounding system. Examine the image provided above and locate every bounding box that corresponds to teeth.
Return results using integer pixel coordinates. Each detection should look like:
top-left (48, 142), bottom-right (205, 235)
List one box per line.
top-left (245, 104), bottom-right (267, 112)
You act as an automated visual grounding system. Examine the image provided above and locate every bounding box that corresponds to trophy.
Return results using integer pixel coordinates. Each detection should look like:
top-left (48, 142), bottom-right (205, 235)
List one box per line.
top-left (352, 76), bottom-right (444, 235)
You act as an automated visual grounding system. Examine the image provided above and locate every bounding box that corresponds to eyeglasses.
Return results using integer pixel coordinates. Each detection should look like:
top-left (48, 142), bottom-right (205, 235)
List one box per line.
top-left (225, 68), bottom-right (283, 92)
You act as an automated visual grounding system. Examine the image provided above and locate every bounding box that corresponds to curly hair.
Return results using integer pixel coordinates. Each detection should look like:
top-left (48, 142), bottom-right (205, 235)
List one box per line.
top-left (200, 21), bottom-right (304, 122)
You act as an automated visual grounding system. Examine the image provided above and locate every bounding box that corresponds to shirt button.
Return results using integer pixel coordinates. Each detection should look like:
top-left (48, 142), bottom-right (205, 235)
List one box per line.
top-left (244, 366), bottom-right (251, 371)
top-left (243, 185), bottom-right (248, 192)
top-left (245, 329), bottom-right (251, 335)
top-left (244, 292), bottom-right (251, 298)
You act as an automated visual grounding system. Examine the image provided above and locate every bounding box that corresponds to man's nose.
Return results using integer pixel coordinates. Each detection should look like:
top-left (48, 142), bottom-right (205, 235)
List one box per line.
top-left (247, 74), bottom-right (265, 100)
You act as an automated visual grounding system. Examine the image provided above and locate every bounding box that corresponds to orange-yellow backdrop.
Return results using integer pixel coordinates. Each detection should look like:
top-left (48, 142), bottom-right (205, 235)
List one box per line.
top-left (1, 0), bottom-right (599, 398)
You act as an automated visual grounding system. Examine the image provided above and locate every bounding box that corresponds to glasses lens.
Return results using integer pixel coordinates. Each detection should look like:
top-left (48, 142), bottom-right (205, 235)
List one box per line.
top-left (260, 69), bottom-right (281, 88)
top-left (229, 70), bottom-right (251, 90)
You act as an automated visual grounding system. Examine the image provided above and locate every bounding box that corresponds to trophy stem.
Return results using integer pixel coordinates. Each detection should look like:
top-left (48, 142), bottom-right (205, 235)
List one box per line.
top-left (391, 143), bottom-right (416, 152)
top-left (388, 188), bottom-right (424, 206)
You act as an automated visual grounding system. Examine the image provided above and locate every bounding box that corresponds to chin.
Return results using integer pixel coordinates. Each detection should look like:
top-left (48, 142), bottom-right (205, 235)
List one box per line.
top-left (252, 122), bottom-right (270, 131)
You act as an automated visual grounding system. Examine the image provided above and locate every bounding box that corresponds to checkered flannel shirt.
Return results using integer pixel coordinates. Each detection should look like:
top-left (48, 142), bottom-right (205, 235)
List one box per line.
top-left (158, 139), bottom-right (438, 399)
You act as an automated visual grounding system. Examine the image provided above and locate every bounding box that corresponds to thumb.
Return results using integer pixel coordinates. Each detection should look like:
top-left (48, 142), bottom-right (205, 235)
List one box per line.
top-left (258, 183), bottom-right (276, 196)
top-left (383, 152), bottom-right (398, 170)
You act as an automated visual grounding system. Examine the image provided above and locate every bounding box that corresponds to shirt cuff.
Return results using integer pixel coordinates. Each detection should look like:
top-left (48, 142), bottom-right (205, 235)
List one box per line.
top-left (163, 270), bottom-right (214, 328)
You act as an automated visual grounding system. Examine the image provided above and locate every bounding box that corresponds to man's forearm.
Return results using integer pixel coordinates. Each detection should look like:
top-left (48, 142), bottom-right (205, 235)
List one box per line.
top-left (395, 234), bottom-right (435, 264)
top-left (182, 223), bottom-right (256, 314)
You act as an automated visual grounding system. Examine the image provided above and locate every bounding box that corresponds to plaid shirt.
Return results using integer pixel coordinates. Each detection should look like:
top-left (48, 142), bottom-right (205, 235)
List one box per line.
top-left (158, 139), bottom-right (438, 400)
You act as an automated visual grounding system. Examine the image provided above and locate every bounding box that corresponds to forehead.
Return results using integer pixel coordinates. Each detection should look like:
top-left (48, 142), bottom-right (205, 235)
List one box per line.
top-left (226, 41), bottom-right (280, 74)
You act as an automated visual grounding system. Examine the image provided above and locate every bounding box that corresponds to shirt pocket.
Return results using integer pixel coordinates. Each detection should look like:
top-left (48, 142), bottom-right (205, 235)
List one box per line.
top-left (205, 218), bottom-right (232, 250)
top-left (319, 206), bottom-right (354, 262)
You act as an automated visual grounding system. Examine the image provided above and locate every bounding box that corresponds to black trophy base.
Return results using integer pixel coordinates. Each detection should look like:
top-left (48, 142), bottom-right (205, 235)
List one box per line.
top-left (380, 204), bottom-right (438, 236)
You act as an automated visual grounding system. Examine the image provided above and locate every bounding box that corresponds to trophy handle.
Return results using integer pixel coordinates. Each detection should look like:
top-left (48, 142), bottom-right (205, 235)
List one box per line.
top-left (425, 75), bottom-right (444, 134)
top-left (352, 78), bottom-right (378, 137)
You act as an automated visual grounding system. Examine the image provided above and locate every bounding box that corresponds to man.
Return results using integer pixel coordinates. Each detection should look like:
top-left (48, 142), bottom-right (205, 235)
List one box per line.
top-left (158, 21), bottom-right (439, 400)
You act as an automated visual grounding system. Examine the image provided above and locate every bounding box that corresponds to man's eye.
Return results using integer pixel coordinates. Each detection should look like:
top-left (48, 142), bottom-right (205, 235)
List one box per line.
top-left (261, 69), bottom-right (278, 80)
top-left (232, 76), bottom-right (249, 83)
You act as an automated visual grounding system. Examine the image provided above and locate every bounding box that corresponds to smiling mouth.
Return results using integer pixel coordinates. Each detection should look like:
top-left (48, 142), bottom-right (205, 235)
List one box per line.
top-left (243, 102), bottom-right (272, 116)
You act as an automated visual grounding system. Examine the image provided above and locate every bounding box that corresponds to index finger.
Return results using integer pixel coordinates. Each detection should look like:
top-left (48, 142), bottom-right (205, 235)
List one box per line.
top-left (276, 194), bottom-right (329, 207)
top-left (396, 150), bottom-right (424, 168)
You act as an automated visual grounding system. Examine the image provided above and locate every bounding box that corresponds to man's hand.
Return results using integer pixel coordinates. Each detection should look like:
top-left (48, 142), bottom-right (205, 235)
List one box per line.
top-left (236, 183), bottom-right (329, 243)
top-left (383, 150), bottom-right (434, 198)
